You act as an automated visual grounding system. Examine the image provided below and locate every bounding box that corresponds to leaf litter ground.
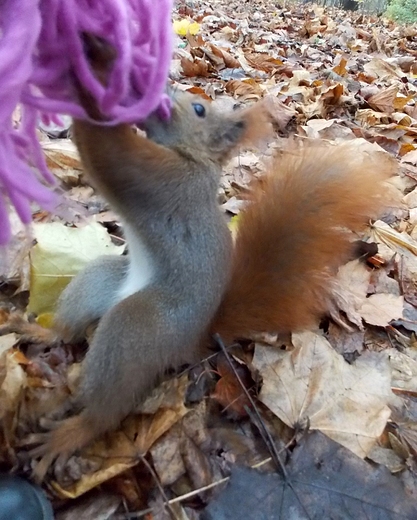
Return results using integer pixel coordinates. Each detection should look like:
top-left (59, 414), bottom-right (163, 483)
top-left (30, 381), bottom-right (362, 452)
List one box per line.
top-left (1, 1), bottom-right (417, 518)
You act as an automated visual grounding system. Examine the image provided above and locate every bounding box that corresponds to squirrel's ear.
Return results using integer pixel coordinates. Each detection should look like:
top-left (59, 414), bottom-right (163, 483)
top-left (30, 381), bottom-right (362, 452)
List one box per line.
top-left (210, 101), bottom-right (273, 160)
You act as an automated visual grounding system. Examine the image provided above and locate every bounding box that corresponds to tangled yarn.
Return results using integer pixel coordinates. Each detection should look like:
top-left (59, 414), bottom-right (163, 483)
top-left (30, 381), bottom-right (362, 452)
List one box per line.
top-left (0, 0), bottom-right (173, 244)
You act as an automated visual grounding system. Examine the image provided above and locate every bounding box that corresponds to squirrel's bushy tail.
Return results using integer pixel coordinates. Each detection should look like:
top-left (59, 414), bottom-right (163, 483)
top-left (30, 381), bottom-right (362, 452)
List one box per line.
top-left (212, 141), bottom-right (395, 342)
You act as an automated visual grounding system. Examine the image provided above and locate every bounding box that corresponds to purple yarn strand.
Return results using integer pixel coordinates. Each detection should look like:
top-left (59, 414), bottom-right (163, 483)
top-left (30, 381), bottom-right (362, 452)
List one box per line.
top-left (0, 0), bottom-right (174, 244)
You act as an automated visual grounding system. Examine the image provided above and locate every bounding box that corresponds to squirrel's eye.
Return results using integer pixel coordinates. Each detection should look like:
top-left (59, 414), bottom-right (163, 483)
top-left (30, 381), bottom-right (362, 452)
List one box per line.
top-left (192, 103), bottom-right (206, 118)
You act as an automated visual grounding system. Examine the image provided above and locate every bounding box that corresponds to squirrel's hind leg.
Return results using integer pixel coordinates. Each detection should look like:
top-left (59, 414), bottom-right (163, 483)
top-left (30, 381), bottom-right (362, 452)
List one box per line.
top-left (55, 255), bottom-right (128, 342)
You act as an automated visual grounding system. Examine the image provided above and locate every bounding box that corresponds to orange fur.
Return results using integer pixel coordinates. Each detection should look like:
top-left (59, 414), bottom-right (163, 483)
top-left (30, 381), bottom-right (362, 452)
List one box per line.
top-left (32, 414), bottom-right (101, 482)
top-left (212, 142), bottom-right (395, 342)
top-left (30, 414), bottom-right (99, 461)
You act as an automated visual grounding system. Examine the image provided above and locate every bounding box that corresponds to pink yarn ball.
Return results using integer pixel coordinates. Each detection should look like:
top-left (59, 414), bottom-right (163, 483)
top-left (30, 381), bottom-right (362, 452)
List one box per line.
top-left (0, 0), bottom-right (173, 244)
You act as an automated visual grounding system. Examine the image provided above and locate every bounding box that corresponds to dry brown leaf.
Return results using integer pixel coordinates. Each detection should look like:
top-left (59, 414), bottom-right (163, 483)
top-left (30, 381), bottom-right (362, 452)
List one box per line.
top-left (333, 259), bottom-right (371, 329)
top-left (332, 56), bottom-right (348, 76)
top-left (245, 53), bottom-right (284, 73)
top-left (181, 56), bottom-right (211, 77)
top-left (185, 86), bottom-right (212, 101)
top-left (211, 355), bottom-right (253, 417)
top-left (393, 421), bottom-right (417, 457)
top-left (359, 293), bottom-right (403, 327)
top-left (51, 375), bottom-right (189, 499)
top-left (367, 445), bottom-right (404, 473)
top-left (402, 149), bottom-right (417, 166)
top-left (43, 140), bottom-right (82, 185)
top-left (369, 269), bottom-right (401, 296)
top-left (210, 44), bottom-right (240, 69)
top-left (0, 334), bottom-right (18, 357)
top-left (150, 423), bottom-right (187, 486)
top-left (321, 83), bottom-right (344, 105)
top-left (327, 323), bottom-right (365, 355)
top-left (363, 58), bottom-right (403, 80)
top-left (0, 348), bottom-right (27, 421)
top-left (367, 85), bottom-right (400, 114)
top-left (253, 331), bottom-right (393, 458)
top-left (371, 220), bottom-right (417, 257)
top-left (225, 79), bottom-right (263, 100)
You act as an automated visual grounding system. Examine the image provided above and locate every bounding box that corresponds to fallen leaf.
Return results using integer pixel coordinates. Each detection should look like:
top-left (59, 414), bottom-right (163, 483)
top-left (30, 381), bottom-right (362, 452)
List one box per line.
top-left (211, 355), bottom-right (253, 417)
top-left (333, 259), bottom-right (371, 329)
top-left (28, 222), bottom-right (124, 316)
top-left (359, 293), bottom-right (403, 327)
top-left (51, 375), bottom-right (189, 499)
top-left (203, 432), bottom-right (417, 520)
top-left (0, 348), bottom-right (27, 421)
top-left (253, 331), bottom-right (392, 457)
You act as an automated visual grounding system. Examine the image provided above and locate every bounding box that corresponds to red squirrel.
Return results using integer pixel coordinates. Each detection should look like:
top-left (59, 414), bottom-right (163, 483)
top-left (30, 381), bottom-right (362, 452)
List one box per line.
top-left (31, 36), bottom-right (393, 466)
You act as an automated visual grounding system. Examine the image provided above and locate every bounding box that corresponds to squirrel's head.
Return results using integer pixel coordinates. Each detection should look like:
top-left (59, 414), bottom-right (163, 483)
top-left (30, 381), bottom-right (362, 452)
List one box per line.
top-left (143, 90), bottom-right (272, 165)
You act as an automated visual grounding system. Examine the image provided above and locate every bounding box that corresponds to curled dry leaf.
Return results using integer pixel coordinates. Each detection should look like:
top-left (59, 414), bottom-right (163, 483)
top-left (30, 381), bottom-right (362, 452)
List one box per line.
top-left (181, 56), bottom-right (211, 77)
top-left (225, 79), bottom-right (263, 100)
top-left (244, 53), bottom-right (284, 73)
top-left (371, 220), bottom-right (417, 257)
top-left (151, 423), bottom-right (188, 487)
top-left (0, 347), bottom-right (27, 421)
top-left (401, 149), bottom-right (417, 166)
top-left (50, 375), bottom-right (190, 499)
top-left (327, 322), bottom-right (365, 356)
top-left (334, 259), bottom-right (404, 328)
top-left (42, 139), bottom-right (82, 185)
top-left (367, 445), bottom-right (405, 473)
top-left (210, 44), bottom-right (240, 69)
top-left (253, 331), bottom-right (393, 458)
top-left (367, 85), bottom-right (401, 115)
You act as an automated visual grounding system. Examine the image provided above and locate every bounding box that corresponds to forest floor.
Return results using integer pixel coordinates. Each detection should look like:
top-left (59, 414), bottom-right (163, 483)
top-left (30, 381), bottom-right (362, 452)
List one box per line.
top-left (1, 1), bottom-right (417, 518)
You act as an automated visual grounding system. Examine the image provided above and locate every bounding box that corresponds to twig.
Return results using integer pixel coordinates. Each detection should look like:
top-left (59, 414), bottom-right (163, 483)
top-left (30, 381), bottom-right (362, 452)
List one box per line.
top-left (139, 454), bottom-right (180, 520)
top-left (214, 334), bottom-right (312, 519)
top-left (176, 341), bottom-right (238, 378)
top-left (213, 333), bottom-right (288, 479)
top-left (114, 457), bottom-right (274, 519)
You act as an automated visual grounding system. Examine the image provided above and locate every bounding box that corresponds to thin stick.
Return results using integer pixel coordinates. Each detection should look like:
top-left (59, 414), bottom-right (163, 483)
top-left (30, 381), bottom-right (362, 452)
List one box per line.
top-left (213, 333), bottom-right (288, 479)
top-left (115, 457), bottom-right (274, 519)
top-left (213, 335), bottom-right (311, 519)
top-left (139, 454), bottom-right (180, 520)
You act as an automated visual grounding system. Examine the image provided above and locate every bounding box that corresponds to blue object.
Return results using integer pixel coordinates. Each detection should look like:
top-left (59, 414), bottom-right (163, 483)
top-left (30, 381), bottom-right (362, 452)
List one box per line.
top-left (0, 475), bottom-right (53, 520)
